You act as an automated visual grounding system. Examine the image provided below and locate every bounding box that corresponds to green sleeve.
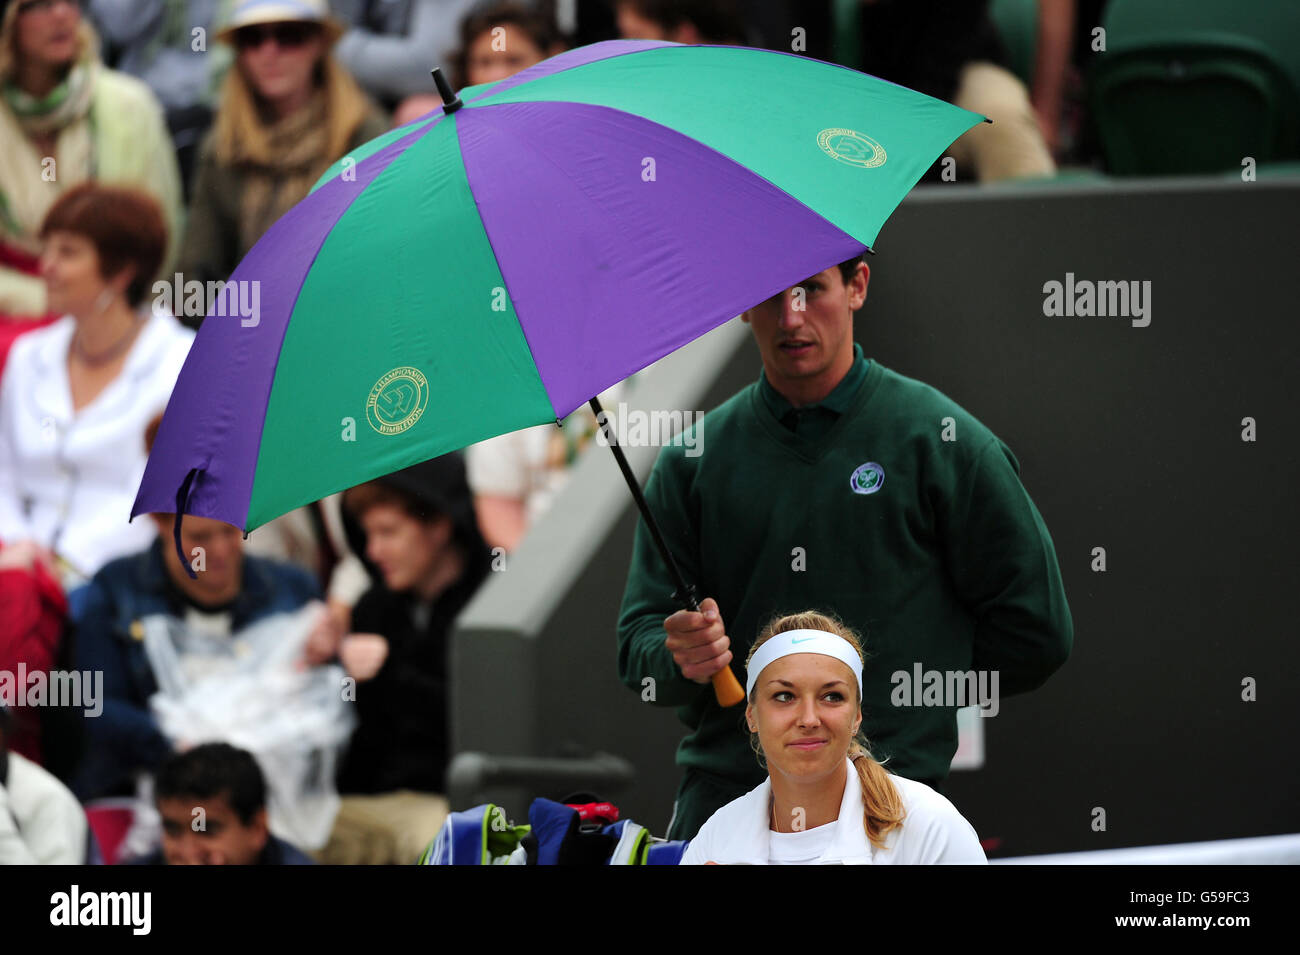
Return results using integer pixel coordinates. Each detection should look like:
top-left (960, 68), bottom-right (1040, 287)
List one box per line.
top-left (616, 443), bottom-right (709, 709)
top-left (92, 70), bottom-right (185, 275)
top-left (939, 435), bottom-right (1073, 696)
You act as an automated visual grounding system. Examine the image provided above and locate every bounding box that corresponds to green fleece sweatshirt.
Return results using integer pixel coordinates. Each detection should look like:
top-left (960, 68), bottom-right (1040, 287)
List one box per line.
top-left (616, 350), bottom-right (1072, 838)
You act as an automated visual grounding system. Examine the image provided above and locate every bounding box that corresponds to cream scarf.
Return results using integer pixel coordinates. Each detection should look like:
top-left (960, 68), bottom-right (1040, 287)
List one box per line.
top-left (0, 60), bottom-right (99, 253)
top-left (215, 57), bottom-right (372, 258)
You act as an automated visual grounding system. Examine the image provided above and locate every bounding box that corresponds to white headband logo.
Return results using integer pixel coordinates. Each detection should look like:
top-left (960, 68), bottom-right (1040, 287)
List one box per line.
top-left (745, 629), bottom-right (864, 700)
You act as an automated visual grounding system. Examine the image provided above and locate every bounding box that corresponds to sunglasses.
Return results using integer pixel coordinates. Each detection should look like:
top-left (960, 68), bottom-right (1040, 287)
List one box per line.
top-left (233, 21), bottom-right (321, 51)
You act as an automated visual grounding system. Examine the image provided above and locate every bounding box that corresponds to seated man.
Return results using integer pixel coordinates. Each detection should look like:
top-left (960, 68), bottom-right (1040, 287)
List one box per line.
top-left (124, 742), bottom-right (313, 865)
top-left (319, 452), bottom-right (491, 864)
top-left (72, 504), bottom-right (319, 801)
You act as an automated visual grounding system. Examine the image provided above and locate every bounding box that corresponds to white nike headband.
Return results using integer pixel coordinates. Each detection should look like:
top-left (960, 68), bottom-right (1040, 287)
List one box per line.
top-left (745, 629), bottom-right (864, 700)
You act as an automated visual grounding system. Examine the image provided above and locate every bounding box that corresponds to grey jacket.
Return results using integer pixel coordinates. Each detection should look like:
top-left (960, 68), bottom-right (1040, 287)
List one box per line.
top-left (333, 0), bottom-right (481, 102)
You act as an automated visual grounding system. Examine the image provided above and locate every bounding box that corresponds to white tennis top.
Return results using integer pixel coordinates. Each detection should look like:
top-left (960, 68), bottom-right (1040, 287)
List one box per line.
top-left (680, 759), bottom-right (988, 865)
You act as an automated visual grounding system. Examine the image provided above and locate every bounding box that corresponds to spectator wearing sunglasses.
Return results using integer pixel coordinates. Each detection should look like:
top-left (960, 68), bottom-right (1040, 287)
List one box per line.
top-left (0, 0), bottom-right (183, 369)
top-left (177, 0), bottom-right (388, 314)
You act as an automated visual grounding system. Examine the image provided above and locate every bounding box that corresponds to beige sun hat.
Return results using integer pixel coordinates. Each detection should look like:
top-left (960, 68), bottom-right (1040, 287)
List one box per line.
top-left (216, 0), bottom-right (345, 46)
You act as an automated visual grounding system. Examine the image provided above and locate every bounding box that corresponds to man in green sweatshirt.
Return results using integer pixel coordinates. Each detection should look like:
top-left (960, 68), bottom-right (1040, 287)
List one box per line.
top-left (616, 253), bottom-right (1073, 841)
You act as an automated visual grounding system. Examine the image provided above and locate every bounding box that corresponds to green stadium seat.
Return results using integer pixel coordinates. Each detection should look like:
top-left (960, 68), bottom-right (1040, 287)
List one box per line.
top-left (1103, 0), bottom-right (1300, 95)
top-left (1090, 1), bottom-right (1300, 176)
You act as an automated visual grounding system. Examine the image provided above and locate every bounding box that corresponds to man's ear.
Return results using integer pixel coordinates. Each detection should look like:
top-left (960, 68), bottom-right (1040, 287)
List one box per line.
top-left (252, 806), bottom-right (270, 842)
top-left (150, 512), bottom-right (173, 537)
top-left (853, 262), bottom-right (870, 310)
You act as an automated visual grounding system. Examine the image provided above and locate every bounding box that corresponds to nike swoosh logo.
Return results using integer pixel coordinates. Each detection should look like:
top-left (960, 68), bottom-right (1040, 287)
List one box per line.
top-left (791, 636), bottom-right (814, 644)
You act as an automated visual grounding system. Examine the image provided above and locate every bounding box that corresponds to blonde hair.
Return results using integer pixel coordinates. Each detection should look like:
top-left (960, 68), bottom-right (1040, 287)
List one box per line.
top-left (0, 4), bottom-right (100, 85)
top-left (746, 610), bottom-right (905, 851)
top-left (210, 42), bottom-right (368, 166)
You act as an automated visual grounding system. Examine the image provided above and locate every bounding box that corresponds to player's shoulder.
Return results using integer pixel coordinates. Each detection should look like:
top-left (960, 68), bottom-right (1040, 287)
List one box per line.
top-left (709, 780), bottom-right (767, 827)
top-left (681, 780), bottom-right (767, 864)
top-left (888, 774), bottom-right (984, 856)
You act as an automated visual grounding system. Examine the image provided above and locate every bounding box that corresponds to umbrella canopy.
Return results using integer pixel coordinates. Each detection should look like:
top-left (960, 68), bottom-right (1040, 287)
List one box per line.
top-left (132, 39), bottom-right (984, 536)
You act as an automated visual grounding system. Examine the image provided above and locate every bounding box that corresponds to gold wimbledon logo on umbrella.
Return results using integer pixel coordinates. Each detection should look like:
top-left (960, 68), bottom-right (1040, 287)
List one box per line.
top-left (817, 128), bottom-right (887, 168)
top-left (367, 366), bottom-right (429, 435)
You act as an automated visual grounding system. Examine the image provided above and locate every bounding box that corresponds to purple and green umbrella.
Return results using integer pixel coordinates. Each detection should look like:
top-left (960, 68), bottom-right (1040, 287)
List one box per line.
top-left (133, 39), bottom-right (983, 700)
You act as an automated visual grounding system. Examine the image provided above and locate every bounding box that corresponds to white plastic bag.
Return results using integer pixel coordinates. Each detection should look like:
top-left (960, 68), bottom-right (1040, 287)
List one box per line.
top-left (141, 602), bottom-right (356, 851)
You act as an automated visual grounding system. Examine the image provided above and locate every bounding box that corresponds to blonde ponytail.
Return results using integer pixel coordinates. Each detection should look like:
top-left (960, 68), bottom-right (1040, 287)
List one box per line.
top-left (849, 743), bottom-right (905, 850)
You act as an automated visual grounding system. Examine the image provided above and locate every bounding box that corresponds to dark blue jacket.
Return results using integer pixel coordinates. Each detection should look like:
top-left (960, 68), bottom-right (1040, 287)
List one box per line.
top-left (72, 537), bottom-right (319, 800)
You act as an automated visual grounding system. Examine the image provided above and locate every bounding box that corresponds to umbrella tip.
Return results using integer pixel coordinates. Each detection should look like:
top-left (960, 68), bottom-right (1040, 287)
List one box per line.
top-left (431, 68), bottom-right (463, 113)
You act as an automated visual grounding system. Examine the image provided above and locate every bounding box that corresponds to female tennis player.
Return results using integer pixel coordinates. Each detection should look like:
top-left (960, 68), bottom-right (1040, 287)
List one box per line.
top-left (680, 611), bottom-right (987, 865)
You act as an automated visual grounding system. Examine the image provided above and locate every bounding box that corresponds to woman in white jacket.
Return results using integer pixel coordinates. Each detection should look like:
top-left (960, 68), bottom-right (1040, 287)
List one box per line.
top-left (0, 183), bottom-right (193, 589)
top-left (680, 611), bottom-right (987, 865)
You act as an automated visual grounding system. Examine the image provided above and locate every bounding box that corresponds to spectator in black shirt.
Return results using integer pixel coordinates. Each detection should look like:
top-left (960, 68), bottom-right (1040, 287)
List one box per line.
top-left (316, 452), bottom-right (490, 864)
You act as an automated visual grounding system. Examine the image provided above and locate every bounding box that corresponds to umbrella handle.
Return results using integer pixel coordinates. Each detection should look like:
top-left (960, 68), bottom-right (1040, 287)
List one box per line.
top-left (711, 668), bottom-right (746, 708)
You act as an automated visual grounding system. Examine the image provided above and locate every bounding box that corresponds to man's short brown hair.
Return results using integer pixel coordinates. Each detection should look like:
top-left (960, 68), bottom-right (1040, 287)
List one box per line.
top-left (39, 183), bottom-right (167, 308)
top-left (343, 481), bottom-right (437, 524)
top-left (837, 253), bottom-right (865, 285)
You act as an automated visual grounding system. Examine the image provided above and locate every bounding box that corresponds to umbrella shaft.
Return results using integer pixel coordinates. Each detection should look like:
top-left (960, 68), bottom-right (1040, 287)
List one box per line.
top-left (589, 396), bottom-right (698, 612)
